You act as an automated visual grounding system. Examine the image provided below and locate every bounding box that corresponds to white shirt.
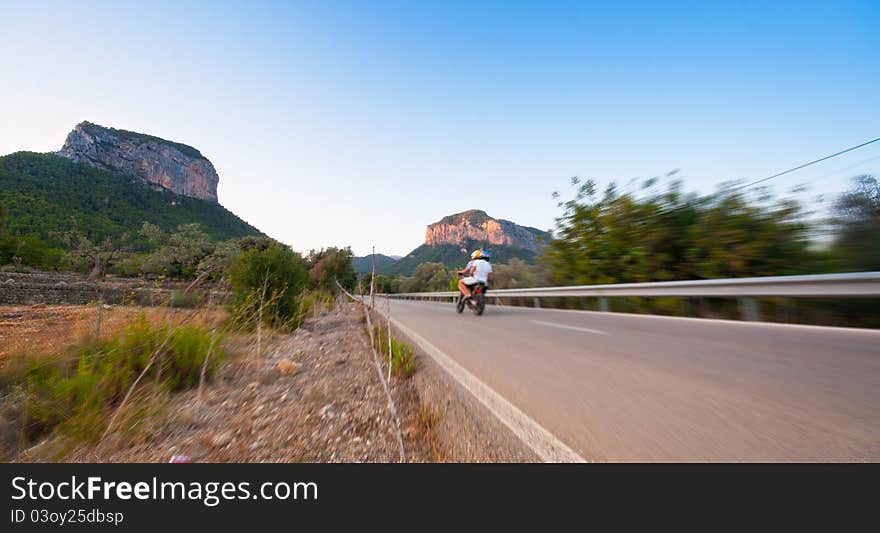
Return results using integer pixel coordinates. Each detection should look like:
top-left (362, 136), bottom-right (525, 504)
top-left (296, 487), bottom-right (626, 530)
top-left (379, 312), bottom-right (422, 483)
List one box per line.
top-left (471, 259), bottom-right (493, 283)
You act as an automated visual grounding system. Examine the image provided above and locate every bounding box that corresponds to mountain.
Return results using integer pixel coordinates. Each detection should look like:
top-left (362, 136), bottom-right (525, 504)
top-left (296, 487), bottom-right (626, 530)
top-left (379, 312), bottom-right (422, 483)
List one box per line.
top-left (381, 243), bottom-right (541, 276)
top-left (0, 151), bottom-right (262, 244)
top-left (379, 210), bottom-right (551, 276)
top-left (352, 253), bottom-right (399, 274)
top-left (58, 121), bottom-right (219, 202)
top-left (425, 210), bottom-right (551, 252)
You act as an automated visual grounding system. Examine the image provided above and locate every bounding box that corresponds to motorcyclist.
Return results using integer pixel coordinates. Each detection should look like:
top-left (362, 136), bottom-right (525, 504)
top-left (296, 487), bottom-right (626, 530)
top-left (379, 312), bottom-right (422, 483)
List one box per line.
top-left (457, 249), bottom-right (493, 301)
top-left (457, 249), bottom-right (481, 300)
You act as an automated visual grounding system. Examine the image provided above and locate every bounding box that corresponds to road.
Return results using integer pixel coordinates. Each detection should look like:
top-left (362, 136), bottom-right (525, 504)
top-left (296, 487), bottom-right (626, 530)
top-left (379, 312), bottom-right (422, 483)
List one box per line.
top-left (380, 298), bottom-right (880, 461)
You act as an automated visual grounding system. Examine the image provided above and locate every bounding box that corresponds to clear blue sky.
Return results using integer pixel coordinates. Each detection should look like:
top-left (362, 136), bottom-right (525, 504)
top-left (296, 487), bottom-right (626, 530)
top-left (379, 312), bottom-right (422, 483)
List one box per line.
top-left (1, 0), bottom-right (877, 256)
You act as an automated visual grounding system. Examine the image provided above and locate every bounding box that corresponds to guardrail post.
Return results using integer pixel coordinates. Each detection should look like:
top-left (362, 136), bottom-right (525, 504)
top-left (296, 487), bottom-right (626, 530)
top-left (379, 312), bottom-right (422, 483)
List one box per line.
top-left (738, 298), bottom-right (760, 321)
top-left (599, 297), bottom-right (609, 312)
top-left (533, 297), bottom-right (541, 308)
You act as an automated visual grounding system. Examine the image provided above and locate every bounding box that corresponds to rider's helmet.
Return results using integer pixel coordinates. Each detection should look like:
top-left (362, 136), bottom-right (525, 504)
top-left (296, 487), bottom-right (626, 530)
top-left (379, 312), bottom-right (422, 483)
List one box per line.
top-left (470, 249), bottom-right (482, 260)
top-left (480, 249), bottom-right (491, 261)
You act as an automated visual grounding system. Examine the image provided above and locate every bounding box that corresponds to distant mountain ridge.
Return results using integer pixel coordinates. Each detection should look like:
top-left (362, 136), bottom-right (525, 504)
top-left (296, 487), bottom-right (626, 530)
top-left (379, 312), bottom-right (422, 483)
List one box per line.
top-left (352, 253), bottom-right (399, 274)
top-left (425, 209), bottom-right (550, 252)
top-left (58, 121), bottom-right (220, 202)
top-left (368, 210), bottom-right (551, 276)
top-left (380, 242), bottom-right (540, 276)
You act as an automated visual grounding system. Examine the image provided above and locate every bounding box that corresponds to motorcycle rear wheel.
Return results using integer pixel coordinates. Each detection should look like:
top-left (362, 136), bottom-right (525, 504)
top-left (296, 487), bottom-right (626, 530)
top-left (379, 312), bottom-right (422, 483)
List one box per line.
top-left (473, 293), bottom-right (485, 316)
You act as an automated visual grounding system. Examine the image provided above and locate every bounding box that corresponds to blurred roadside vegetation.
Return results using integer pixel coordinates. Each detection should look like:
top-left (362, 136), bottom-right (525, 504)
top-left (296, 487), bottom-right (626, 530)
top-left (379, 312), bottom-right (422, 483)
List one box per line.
top-left (360, 174), bottom-right (878, 296)
top-left (544, 174), bottom-right (878, 284)
top-left (358, 175), bottom-right (878, 327)
top-left (536, 174), bottom-right (879, 327)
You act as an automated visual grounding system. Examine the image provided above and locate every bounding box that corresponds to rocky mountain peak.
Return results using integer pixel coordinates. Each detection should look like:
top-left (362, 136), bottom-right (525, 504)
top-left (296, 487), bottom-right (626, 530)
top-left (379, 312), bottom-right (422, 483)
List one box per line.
top-left (57, 121), bottom-right (220, 202)
top-left (425, 210), bottom-right (549, 253)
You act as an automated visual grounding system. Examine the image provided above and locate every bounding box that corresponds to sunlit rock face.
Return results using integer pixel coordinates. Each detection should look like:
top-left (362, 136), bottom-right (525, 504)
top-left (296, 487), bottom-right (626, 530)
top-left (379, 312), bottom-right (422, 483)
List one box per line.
top-left (58, 121), bottom-right (219, 202)
top-left (424, 210), bottom-right (548, 252)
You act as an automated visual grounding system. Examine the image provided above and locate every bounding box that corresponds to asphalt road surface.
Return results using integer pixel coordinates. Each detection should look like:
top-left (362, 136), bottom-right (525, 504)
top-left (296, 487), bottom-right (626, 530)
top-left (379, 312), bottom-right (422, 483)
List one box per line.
top-left (381, 298), bottom-right (880, 461)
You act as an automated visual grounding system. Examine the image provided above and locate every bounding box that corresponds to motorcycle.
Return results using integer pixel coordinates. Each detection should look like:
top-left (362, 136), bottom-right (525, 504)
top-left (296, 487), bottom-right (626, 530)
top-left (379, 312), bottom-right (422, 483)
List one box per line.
top-left (456, 273), bottom-right (487, 316)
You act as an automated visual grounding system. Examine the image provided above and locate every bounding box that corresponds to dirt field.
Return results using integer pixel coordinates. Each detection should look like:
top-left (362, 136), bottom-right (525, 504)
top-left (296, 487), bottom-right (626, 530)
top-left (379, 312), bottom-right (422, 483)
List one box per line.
top-left (0, 304), bottom-right (225, 360)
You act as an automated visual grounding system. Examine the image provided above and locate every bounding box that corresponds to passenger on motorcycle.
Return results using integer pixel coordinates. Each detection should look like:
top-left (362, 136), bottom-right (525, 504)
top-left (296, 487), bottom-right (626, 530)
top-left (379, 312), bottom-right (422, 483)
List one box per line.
top-left (457, 249), bottom-right (493, 300)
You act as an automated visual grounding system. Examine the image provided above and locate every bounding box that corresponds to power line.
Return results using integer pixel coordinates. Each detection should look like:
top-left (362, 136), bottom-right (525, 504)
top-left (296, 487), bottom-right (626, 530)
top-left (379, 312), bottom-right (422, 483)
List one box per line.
top-left (731, 136), bottom-right (880, 192)
top-left (556, 136), bottom-right (880, 227)
top-left (812, 154), bottom-right (880, 182)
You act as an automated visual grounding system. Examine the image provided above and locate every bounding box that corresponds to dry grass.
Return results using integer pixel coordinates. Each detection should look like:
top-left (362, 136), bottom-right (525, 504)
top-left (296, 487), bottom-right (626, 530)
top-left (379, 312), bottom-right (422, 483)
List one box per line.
top-left (0, 305), bottom-right (227, 361)
top-left (417, 403), bottom-right (444, 462)
top-left (1, 309), bottom-right (228, 461)
top-left (15, 387), bottom-right (169, 462)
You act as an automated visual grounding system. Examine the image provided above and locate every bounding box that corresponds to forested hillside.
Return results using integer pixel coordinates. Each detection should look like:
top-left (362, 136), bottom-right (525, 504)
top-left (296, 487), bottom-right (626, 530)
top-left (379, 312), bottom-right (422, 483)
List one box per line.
top-left (380, 242), bottom-right (538, 276)
top-left (352, 253), bottom-right (399, 274)
top-left (0, 152), bottom-right (261, 244)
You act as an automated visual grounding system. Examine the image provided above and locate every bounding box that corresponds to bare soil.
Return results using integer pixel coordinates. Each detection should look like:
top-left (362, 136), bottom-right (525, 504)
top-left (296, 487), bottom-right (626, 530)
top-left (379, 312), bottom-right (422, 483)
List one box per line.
top-left (0, 304), bottom-right (224, 360)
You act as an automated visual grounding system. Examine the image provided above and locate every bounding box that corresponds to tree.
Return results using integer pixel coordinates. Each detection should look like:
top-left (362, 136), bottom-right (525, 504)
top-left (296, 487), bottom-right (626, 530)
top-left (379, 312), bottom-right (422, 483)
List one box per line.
top-left (229, 244), bottom-right (309, 330)
top-left (140, 223), bottom-right (215, 279)
top-left (831, 175), bottom-right (879, 270)
top-left (196, 235), bottom-right (277, 280)
top-left (359, 272), bottom-right (402, 294)
top-left (545, 177), bottom-right (813, 285)
top-left (0, 200), bottom-right (66, 269)
top-left (55, 230), bottom-right (128, 280)
top-left (0, 233), bottom-right (65, 270)
top-left (400, 262), bottom-right (450, 292)
top-left (491, 258), bottom-right (548, 289)
top-left (306, 247), bottom-right (358, 292)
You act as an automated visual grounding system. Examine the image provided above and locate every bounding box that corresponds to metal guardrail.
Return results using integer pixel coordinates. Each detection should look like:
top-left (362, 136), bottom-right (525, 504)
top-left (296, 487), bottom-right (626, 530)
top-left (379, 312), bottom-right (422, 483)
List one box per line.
top-left (379, 272), bottom-right (880, 319)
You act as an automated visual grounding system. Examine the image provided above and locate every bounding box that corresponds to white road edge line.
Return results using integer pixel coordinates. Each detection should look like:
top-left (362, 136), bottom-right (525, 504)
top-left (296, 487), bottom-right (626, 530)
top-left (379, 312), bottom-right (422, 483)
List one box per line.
top-left (531, 320), bottom-right (608, 336)
top-left (380, 311), bottom-right (588, 463)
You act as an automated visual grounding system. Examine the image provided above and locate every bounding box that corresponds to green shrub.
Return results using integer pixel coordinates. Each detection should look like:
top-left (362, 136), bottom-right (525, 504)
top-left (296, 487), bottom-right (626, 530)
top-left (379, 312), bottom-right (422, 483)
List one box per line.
top-left (162, 324), bottom-right (222, 389)
top-left (306, 246), bottom-right (357, 293)
top-left (299, 290), bottom-right (335, 318)
top-left (389, 337), bottom-right (417, 377)
top-left (112, 253), bottom-right (147, 277)
top-left (229, 244), bottom-right (308, 331)
top-left (368, 321), bottom-right (417, 378)
top-left (169, 290), bottom-right (202, 308)
top-left (0, 233), bottom-right (65, 270)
